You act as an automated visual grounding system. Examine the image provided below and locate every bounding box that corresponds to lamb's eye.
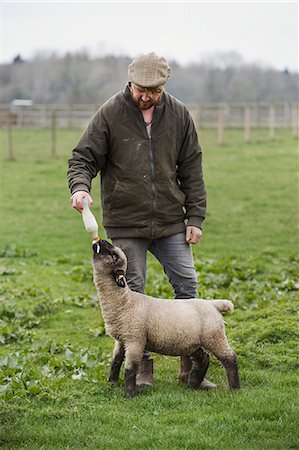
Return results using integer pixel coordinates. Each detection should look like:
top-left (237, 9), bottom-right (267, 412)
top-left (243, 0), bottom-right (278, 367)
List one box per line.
top-left (112, 253), bottom-right (118, 263)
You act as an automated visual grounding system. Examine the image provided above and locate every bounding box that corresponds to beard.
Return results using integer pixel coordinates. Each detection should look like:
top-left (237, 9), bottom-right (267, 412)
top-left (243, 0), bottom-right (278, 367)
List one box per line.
top-left (131, 95), bottom-right (160, 110)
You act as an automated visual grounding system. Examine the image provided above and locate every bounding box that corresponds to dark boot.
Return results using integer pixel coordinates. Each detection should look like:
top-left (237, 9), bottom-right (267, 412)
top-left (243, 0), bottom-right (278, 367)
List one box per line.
top-left (136, 358), bottom-right (154, 389)
top-left (178, 356), bottom-right (217, 389)
top-left (200, 378), bottom-right (217, 390)
top-left (178, 356), bottom-right (192, 383)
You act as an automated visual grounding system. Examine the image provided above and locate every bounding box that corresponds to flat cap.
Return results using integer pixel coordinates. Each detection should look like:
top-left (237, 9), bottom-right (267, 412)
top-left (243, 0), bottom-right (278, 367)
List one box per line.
top-left (128, 52), bottom-right (171, 88)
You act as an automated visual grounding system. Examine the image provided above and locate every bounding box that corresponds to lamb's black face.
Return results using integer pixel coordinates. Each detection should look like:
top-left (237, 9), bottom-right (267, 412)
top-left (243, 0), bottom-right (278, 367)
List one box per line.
top-left (92, 240), bottom-right (127, 287)
top-left (92, 239), bottom-right (127, 269)
top-left (92, 239), bottom-right (115, 256)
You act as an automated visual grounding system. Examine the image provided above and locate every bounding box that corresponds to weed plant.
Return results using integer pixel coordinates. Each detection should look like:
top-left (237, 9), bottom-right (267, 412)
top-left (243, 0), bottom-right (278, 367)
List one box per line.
top-left (0, 128), bottom-right (298, 449)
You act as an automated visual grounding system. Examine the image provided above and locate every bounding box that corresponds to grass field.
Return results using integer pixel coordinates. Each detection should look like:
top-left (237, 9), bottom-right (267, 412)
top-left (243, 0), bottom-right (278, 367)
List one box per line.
top-left (0, 127), bottom-right (298, 449)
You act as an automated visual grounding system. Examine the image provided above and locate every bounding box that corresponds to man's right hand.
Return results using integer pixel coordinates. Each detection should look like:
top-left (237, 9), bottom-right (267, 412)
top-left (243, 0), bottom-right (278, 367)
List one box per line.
top-left (71, 191), bottom-right (93, 212)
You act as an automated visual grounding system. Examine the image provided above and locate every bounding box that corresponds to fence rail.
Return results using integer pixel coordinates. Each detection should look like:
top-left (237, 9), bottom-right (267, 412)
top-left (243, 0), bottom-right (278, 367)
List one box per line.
top-left (194, 102), bottom-right (298, 130)
top-left (0, 102), bottom-right (298, 131)
top-left (0, 103), bottom-right (99, 128)
top-left (1, 102), bottom-right (298, 159)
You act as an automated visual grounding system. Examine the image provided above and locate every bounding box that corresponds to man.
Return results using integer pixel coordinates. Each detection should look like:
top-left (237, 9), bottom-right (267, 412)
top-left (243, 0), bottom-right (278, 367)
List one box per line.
top-left (68, 52), bottom-right (215, 390)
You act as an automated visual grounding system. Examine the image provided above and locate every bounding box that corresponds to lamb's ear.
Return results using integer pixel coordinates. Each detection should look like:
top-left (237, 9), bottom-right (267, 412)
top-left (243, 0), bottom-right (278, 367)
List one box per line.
top-left (114, 270), bottom-right (126, 288)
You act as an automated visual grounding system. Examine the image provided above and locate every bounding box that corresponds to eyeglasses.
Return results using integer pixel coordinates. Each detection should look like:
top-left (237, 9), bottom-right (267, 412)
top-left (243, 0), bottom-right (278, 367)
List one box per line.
top-left (132, 83), bottom-right (164, 97)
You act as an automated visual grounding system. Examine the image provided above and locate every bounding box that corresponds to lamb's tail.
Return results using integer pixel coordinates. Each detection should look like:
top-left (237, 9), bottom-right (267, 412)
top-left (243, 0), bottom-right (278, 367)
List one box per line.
top-left (208, 299), bottom-right (234, 312)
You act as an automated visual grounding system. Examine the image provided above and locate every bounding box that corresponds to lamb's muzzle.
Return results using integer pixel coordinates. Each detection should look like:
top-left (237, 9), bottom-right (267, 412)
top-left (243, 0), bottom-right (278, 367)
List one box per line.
top-left (92, 239), bottom-right (114, 256)
top-left (92, 240), bottom-right (240, 397)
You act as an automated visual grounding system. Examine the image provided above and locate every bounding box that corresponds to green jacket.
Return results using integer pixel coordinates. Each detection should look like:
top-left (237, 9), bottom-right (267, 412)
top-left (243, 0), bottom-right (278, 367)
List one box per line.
top-left (67, 85), bottom-right (206, 239)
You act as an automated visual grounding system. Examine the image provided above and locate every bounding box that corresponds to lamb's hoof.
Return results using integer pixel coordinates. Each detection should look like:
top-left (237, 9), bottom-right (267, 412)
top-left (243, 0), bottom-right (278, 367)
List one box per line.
top-left (125, 390), bottom-right (136, 398)
top-left (108, 375), bottom-right (119, 383)
top-left (136, 359), bottom-right (154, 389)
top-left (200, 378), bottom-right (217, 390)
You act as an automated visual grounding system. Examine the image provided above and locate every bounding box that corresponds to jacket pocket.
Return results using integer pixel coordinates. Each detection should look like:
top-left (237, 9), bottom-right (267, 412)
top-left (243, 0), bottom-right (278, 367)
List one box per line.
top-left (165, 182), bottom-right (186, 207)
top-left (109, 180), bottom-right (150, 225)
top-left (156, 182), bottom-right (186, 223)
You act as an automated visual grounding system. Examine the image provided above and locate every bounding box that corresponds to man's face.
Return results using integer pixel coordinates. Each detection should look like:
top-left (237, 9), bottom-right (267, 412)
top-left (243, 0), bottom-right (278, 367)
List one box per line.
top-left (130, 83), bottom-right (164, 110)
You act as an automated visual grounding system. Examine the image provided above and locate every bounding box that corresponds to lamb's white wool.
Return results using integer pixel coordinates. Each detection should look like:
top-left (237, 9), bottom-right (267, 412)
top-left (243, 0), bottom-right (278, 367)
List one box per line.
top-left (92, 240), bottom-right (240, 397)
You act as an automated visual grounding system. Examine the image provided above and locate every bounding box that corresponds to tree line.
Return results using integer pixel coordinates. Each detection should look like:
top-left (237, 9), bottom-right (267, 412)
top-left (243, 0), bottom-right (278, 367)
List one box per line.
top-left (0, 51), bottom-right (297, 106)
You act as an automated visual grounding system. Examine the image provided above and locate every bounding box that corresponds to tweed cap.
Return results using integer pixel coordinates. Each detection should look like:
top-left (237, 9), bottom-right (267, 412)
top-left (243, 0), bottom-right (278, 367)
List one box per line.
top-left (128, 52), bottom-right (171, 88)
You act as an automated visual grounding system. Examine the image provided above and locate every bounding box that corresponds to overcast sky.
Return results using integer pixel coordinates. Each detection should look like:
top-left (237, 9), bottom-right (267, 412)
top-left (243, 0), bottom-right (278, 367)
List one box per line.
top-left (1, 1), bottom-right (298, 71)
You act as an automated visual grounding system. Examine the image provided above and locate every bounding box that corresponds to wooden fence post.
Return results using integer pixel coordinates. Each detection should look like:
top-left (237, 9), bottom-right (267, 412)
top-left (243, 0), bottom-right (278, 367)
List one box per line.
top-left (68, 105), bottom-right (73, 129)
top-left (244, 105), bottom-right (251, 142)
top-left (291, 104), bottom-right (298, 138)
top-left (197, 104), bottom-right (202, 131)
top-left (217, 106), bottom-right (225, 145)
top-left (7, 111), bottom-right (14, 160)
top-left (268, 104), bottom-right (275, 139)
top-left (51, 110), bottom-right (57, 157)
top-left (284, 103), bottom-right (290, 129)
top-left (41, 105), bottom-right (47, 127)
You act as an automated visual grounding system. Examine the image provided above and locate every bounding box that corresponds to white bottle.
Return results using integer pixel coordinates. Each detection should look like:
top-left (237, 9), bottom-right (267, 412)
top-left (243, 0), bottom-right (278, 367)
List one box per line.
top-left (82, 198), bottom-right (99, 241)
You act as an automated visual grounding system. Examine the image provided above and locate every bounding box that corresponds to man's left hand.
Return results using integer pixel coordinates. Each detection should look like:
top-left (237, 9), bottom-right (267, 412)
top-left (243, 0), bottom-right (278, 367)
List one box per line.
top-left (186, 226), bottom-right (202, 244)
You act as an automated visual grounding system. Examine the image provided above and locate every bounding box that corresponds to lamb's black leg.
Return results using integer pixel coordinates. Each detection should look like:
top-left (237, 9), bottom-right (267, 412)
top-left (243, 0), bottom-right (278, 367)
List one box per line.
top-left (109, 340), bottom-right (125, 383)
top-left (219, 351), bottom-right (240, 390)
top-left (124, 363), bottom-right (138, 398)
top-left (187, 348), bottom-right (210, 389)
top-left (124, 342), bottom-right (144, 397)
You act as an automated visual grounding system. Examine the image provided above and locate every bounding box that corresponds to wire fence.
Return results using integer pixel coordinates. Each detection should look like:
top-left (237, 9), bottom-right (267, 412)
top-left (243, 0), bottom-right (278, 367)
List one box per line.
top-left (1, 101), bottom-right (298, 129)
top-left (1, 102), bottom-right (298, 159)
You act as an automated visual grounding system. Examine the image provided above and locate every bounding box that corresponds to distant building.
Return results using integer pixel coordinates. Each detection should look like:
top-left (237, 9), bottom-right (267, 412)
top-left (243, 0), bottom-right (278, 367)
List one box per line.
top-left (10, 99), bottom-right (33, 112)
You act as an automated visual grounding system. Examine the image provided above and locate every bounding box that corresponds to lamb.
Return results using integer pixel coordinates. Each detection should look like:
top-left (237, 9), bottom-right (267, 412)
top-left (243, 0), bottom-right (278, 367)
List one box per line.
top-left (92, 239), bottom-right (240, 397)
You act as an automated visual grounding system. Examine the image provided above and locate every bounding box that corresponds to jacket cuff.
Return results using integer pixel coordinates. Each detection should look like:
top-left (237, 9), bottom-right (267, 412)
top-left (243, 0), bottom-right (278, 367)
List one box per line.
top-left (71, 184), bottom-right (90, 195)
top-left (187, 216), bottom-right (204, 230)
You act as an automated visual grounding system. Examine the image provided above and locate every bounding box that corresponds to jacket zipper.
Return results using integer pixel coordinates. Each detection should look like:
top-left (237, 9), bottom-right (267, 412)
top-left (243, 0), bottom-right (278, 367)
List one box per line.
top-left (139, 108), bottom-right (157, 239)
top-left (148, 135), bottom-right (157, 239)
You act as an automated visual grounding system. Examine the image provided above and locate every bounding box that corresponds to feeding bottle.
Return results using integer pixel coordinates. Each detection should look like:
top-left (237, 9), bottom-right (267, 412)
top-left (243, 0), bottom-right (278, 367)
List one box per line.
top-left (82, 197), bottom-right (99, 241)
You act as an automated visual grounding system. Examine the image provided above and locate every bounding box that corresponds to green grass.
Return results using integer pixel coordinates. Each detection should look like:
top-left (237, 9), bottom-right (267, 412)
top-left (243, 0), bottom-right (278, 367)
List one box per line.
top-left (0, 127), bottom-right (298, 449)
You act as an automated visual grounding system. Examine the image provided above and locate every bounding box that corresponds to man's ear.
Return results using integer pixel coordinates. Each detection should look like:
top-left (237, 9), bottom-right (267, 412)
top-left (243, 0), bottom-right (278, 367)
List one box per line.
top-left (114, 270), bottom-right (126, 288)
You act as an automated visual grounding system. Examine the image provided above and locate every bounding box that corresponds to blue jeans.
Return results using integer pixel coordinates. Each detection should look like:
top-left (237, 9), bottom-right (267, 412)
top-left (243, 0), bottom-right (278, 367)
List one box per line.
top-left (112, 232), bottom-right (198, 299)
